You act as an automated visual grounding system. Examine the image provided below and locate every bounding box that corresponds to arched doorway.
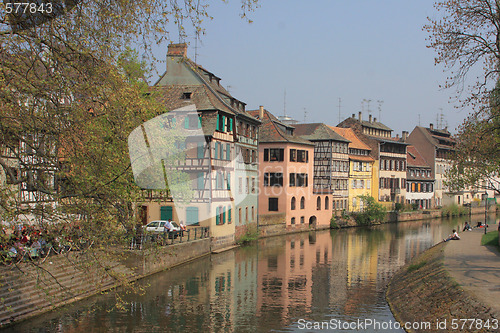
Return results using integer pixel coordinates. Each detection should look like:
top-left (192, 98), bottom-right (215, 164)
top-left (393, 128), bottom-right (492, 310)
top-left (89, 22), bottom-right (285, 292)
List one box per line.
top-left (309, 215), bottom-right (317, 226)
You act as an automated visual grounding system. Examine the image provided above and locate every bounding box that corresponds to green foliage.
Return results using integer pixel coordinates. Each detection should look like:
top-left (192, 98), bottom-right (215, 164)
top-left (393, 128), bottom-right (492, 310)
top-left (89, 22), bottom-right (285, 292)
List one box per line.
top-left (394, 203), bottom-right (403, 212)
top-left (352, 195), bottom-right (386, 226)
top-left (407, 260), bottom-right (427, 273)
top-left (330, 217), bottom-right (340, 229)
top-left (441, 204), bottom-right (469, 217)
top-left (237, 229), bottom-right (259, 245)
top-left (481, 231), bottom-right (499, 251)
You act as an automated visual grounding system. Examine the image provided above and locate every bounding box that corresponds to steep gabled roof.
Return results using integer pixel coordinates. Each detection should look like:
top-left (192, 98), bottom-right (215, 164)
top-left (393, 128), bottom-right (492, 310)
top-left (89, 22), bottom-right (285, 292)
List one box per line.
top-left (329, 126), bottom-right (371, 150)
top-left (413, 126), bottom-right (456, 150)
top-left (154, 46), bottom-right (259, 126)
top-left (407, 145), bottom-right (431, 168)
top-left (247, 109), bottom-right (313, 146)
top-left (293, 123), bottom-right (350, 143)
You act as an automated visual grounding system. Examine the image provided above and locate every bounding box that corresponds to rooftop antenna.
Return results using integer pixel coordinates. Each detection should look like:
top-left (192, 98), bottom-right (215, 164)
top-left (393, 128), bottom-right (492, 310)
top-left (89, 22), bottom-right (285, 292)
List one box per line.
top-left (303, 108), bottom-right (308, 123)
top-left (361, 100), bottom-right (365, 113)
top-left (377, 100), bottom-right (384, 121)
top-left (364, 99), bottom-right (372, 115)
top-left (338, 98), bottom-right (342, 124)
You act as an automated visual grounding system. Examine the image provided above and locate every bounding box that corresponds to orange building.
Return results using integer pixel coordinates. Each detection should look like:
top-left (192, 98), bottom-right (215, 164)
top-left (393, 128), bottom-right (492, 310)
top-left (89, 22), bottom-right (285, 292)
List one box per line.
top-left (248, 108), bottom-right (332, 235)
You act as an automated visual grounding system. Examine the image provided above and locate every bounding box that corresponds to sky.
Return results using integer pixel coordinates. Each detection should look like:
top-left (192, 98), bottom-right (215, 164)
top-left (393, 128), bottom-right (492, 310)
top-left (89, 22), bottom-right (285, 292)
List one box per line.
top-left (151, 0), bottom-right (478, 135)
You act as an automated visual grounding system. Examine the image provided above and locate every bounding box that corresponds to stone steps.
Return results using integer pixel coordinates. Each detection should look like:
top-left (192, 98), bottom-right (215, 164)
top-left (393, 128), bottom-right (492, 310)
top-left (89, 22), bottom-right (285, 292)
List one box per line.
top-left (0, 253), bottom-right (137, 326)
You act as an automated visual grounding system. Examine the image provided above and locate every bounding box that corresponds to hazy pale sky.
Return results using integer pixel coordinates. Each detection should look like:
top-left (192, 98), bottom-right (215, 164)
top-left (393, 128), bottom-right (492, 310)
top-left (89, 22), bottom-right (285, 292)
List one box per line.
top-left (153, 0), bottom-right (478, 135)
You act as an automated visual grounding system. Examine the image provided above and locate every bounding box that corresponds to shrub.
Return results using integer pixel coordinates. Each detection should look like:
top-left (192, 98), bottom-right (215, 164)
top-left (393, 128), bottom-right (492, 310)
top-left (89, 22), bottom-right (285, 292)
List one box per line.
top-left (353, 195), bottom-right (386, 226)
top-left (330, 217), bottom-right (340, 229)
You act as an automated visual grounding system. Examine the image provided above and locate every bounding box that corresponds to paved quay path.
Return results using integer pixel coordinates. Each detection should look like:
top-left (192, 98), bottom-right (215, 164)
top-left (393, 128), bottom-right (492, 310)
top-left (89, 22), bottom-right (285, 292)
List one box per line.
top-left (444, 224), bottom-right (500, 318)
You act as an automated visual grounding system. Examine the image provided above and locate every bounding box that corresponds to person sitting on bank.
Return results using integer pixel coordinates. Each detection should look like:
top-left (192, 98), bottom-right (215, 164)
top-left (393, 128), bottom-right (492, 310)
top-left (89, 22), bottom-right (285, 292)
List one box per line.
top-left (463, 222), bottom-right (472, 231)
top-left (444, 229), bottom-right (460, 242)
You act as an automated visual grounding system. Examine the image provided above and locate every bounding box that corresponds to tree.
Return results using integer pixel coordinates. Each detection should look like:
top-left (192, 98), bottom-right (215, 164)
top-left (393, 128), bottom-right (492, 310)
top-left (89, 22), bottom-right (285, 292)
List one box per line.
top-left (0, 1), bottom-right (259, 256)
top-left (426, 1), bottom-right (500, 193)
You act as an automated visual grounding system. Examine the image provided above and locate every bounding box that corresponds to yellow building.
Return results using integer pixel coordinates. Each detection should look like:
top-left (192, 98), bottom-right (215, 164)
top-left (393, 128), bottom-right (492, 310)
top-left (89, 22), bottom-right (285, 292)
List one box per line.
top-left (331, 127), bottom-right (374, 211)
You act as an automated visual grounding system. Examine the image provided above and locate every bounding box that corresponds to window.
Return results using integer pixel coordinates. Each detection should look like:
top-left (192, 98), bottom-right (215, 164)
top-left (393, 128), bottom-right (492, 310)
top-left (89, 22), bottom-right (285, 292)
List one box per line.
top-left (289, 173), bottom-right (296, 187)
top-left (216, 114), bottom-right (225, 132)
top-left (296, 173), bottom-right (308, 187)
top-left (264, 173), bottom-right (283, 186)
top-left (325, 197), bottom-right (329, 210)
top-left (252, 206), bottom-right (255, 221)
top-left (297, 150), bottom-right (308, 162)
top-left (246, 177), bottom-right (249, 193)
top-left (300, 216), bottom-right (304, 224)
top-left (182, 92), bottom-right (192, 99)
top-left (300, 197), bottom-right (305, 209)
top-left (251, 177), bottom-right (256, 193)
top-left (238, 177), bottom-right (242, 194)
top-left (269, 198), bottom-right (279, 211)
top-left (317, 196), bottom-right (321, 210)
top-left (291, 197), bottom-right (296, 210)
top-left (269, 148), bottom-right (284, 161)
top-left (290, 149), bottom-right (297, 162)
top-left (291, 217), bottom-right (296, 224)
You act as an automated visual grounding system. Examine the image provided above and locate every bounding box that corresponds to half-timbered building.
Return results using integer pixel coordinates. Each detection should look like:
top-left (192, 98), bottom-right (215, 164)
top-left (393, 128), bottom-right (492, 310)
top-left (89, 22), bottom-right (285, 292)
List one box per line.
top-left (337, 112), bottom-right (408, 206)
top-left (293, 123), bottom-right (350, 213)
top-left (330, 127), bottom-right (375, 212)
top-left (139, 43), bottom-right (260, 248)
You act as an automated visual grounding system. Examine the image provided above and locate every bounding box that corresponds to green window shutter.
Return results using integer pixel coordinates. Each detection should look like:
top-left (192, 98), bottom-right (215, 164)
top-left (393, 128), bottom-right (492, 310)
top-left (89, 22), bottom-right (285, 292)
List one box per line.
top-left (160, 206), bottom-right (173, 220)
top-left (198, 115), bottom-right (202, 129)
top-left (186, 207), bottom-right (199, 225)
top-left (216, 207), bottom-right (220, 225)
top-left (228, 207), bottom-right (232, 223)
top-left (229, 118), bottom-right (233, 132)
top-left (219, 143), bottom-right (223, 159)
top-left (222, 206), bottom-right (226, 224)
top-left (226, 143), bottom-right (230, 160)
top-left (227, 173), bottom-right (231, 190)
top-left (197, 172), bottom-right (204, 189)
top-left (222, 116), bottom-right (226, 132)
top-left (197, 142), bottom-right (204, 158)
top-left (184, 116), bottom-right (189, 129)
top-left (215, 142), bottom-right (219, 160)
top-left (216, 114), bottom-right (220, 131)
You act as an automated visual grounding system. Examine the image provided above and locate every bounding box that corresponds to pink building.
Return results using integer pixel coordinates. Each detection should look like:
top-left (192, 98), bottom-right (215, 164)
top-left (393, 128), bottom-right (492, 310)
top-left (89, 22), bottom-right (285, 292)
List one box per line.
top-left (248, 107), bottom-right (332, 236)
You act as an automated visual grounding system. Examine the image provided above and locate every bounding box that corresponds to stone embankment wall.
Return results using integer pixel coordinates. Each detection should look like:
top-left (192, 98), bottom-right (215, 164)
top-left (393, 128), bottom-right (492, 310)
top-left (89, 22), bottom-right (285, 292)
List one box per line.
top-left (386, 243), bottom-right (499, 333)
top-left (0, 238), bottom-right (210, 327)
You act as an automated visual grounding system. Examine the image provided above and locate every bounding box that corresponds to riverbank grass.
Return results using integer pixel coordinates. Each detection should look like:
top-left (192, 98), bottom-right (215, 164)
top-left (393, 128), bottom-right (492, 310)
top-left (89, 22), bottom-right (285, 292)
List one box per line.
top-left (481, 231), bottom-right (499, 252)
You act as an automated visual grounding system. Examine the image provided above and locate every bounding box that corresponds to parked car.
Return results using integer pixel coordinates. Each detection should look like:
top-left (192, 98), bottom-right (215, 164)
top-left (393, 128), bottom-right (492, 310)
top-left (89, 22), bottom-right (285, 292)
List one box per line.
top-left (143, 221), bottom-right (181, 236)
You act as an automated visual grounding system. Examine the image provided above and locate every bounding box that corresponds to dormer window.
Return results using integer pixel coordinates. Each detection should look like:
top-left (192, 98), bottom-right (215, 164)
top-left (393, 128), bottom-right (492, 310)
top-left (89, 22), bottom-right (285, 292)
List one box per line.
top-left (182, 92), bottom-right (192, 100)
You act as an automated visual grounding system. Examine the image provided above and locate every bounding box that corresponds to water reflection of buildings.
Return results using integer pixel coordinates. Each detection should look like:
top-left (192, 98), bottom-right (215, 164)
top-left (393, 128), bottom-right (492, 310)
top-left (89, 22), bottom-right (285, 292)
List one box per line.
top-left (256, 232), bottom-right (332, 327)
top-left (208, 248), bottom-right (259, 332)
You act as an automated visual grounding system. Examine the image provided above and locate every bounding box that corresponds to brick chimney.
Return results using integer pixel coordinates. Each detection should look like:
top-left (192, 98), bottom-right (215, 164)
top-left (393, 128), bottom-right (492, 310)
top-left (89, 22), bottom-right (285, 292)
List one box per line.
top-left (259, 105), bottom-right (264, 119)
top-left (374, 117), bottom-right (377, 123)
top-left (352, 113), bottom-right (355, 118)
top-left (167, 43), bottom-right (188, 57)
top-left (429, 123), bottom-right (434, 130)
top-left (358, 111), bottom-right (362, 121)
top-left (402, 131), bottom-right (408, 141)
top-left (369, 114), bottom-right (373, 123)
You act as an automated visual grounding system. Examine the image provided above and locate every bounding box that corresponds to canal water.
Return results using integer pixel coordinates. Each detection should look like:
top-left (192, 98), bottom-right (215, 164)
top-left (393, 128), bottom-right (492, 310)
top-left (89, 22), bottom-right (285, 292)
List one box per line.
top-left (3, 215), bottom-right (495, 332)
